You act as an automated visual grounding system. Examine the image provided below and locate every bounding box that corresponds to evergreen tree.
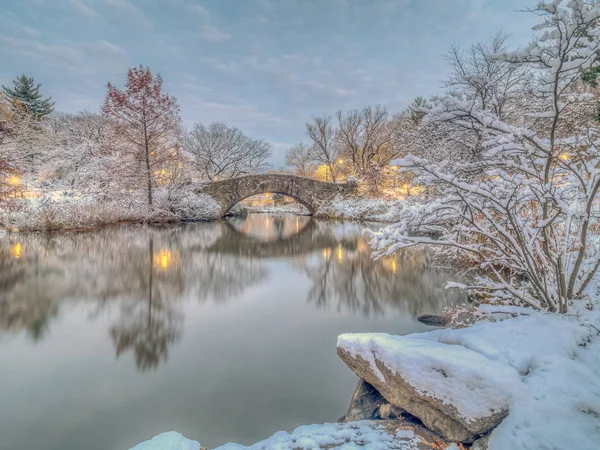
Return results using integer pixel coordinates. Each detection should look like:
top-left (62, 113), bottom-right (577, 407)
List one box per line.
top-left (2, 75), bottom-right (55, 119)
top-left (407, 96), bottom-right (428, 125)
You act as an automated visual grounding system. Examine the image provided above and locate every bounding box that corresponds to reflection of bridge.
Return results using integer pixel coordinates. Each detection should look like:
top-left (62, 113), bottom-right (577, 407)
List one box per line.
top-left (197, 174), bottom-right (357, 217)
top-left (206, 219), bottom-right (357, 258)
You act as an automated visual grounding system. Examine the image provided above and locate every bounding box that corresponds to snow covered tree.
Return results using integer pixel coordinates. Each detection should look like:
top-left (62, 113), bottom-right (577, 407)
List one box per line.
top-left (103, 66), bottom-right (180, 207)
top-left (444, 31), bottom-right (526, 121)
top-left (181, 122), bottom-right (271, 181)
top-left (0, 92), bottom-right (48, 201)
top-left (2, 75), bottom-right (54, 119)
top-left (42, 112), bottom-right (125, 193)
top-left (370, 0), bottom-right (600, 313)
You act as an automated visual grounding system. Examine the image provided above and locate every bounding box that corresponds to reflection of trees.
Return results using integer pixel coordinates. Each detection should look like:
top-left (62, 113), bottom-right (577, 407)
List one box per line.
top-left (0, 216), bottom-right (466, 370)
top-left (109, 237), bottom-right (183, 371)
top-left (0, 224), bottom-right (266, 370)
top-left (296, 239), bottom-right (464, 317)
top-left (0, 236), bottom-right (64, 341)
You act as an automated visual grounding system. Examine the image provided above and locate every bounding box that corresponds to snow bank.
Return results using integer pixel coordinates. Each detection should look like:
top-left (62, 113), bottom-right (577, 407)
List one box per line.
top-left (129, 432), bottom-right (200, 450)
top-left (316, 196), bottom-right (404, 222)
top-left (0, 189), bottom-right (221, 231)
top-left (244, 203), bottom-right (310, 215)
top-left (214, 421), bottom-right (421, 450)
top-left (340, 303), bottom-right (600, 450)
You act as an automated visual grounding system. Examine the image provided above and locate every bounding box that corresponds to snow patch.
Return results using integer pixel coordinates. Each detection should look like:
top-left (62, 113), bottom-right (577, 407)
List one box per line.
top-left (214, 421), bottom-right (421, 450)
top-left (129, 432), bottom-right (200, 450)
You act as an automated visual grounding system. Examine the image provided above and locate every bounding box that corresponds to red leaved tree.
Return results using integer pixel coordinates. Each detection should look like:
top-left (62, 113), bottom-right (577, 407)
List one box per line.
top-left (102, 66), bottom-right (180, 207)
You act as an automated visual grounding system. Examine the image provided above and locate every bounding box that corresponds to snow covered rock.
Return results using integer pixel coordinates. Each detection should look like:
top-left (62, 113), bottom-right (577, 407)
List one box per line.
top-left (129, 431), bottom-right (201, 450)
top-left (337, 334), bottom-right (524, 442)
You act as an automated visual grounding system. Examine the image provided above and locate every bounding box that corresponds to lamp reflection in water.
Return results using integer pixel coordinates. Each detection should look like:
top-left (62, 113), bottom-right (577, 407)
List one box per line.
top-left (12, 243), bottom-right (22, 259)
top-left (153, 250), bottom-right (175, 271)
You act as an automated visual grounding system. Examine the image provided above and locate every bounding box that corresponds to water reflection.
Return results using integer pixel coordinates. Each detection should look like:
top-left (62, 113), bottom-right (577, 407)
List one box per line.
top-left (0, 217), bottom-right (463, 372)
top-left (0, 215), bottom-right (465, 450)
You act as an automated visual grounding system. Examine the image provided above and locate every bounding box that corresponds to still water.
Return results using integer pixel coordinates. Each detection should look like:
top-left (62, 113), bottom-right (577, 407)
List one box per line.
top-left (0, 214), bottom-right (464, 450)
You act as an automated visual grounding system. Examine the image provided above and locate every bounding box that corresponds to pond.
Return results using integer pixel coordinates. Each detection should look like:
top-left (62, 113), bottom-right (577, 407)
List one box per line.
top-left (0, 214), bottom-right (465, 450)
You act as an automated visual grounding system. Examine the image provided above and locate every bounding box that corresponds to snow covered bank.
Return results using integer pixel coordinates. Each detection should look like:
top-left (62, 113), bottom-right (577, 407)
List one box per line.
top-left (243, 203), bottom-right (311, 215)
top-left (215, 421), bottom-right (422, 450)
top-left (338, 302), bottom-right (600, 449)
top-left (130, 301), bottom-right (600, 449)
top-left (135, 422), bottom-right (425, 450)
top-left (0, 190), bottom-right (220, 231)
top-left (316, 196), bottom-right (404, 222)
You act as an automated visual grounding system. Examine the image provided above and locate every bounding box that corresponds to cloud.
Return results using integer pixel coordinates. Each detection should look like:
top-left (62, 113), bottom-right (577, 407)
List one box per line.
top-left (188, 3), bottom-right (209, 17)
top-left (201, 25), bottom-right (233, 42)
top-left (69, 0), bottom-right (98, 18)
top-left (103, 0), bottom-right (153, 27)
top-left (178, 93), bottom-right (285, 128)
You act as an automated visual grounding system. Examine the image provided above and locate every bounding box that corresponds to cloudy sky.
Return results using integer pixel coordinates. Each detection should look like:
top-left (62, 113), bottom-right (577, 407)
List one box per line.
top-left (1, 0), bottom-right (539, 166)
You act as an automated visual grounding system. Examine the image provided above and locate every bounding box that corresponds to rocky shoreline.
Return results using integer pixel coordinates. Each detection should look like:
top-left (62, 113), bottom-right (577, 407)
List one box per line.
top-left (133, 303), bottom-right (600, 450)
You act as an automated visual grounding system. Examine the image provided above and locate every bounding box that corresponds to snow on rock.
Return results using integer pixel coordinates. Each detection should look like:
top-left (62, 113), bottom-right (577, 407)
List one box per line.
top-left (339, 304), bottom-right (600, 449)
top-left (337, 334), bottom-right (522, 442)
top-left (129, 432), bottom-right (201, 450)
top-left (214, 421), bottom-right (422, 450)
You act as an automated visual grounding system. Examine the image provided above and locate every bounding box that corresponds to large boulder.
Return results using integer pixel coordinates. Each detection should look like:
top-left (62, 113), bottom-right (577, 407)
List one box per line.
top-left (337, 333), bottom-right (523, 442)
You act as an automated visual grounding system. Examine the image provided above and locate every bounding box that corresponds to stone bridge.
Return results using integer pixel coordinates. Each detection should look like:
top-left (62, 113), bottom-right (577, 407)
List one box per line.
top-left (197, 174), bottom-right (358, 217)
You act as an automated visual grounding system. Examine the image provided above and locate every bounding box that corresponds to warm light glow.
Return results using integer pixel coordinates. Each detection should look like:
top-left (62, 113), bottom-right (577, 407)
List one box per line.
top-left (12, 243), bottom-right (22, 258)
top-left (8, 176), bottom-right (20, 186)
top-left (410, 185), bottom-right (424, 195)
top-left (403, 184), bottom-right (409, 189)
top-left (323, 248), bottom-right (331, 259)
top-left (213, 176), bottom-right (218, 181)
top-left (559, 153), bottom-right (570, 161)
top-left (337, 244), bottom-right (343, 263)
top-left (296, 217), bottom-right (299, 234)
top-left (153, 250), bottom-right (173, 270)
top-left (392, 259), bottom-right (397, 274)
top-left (338, 159), bottom-right (344, 164)
top-left (391, 166), bottom-right (398, 170)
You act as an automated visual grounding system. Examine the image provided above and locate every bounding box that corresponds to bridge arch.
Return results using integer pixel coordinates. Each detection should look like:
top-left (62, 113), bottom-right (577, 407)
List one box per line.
top-left (197, 174), bottom-right (357, 218)
top-left (224, 191), bottom-right (314, 216)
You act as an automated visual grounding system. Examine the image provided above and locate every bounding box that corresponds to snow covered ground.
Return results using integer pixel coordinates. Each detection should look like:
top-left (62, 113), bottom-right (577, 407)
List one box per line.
top-left (132, 423), bottom-right (423, 450)
top-left (316, 197), bottom-right (404, 222)
top-left (243, 203), bottom-right (311, 215)
top-left (339, 300), bottom-right (600, 450)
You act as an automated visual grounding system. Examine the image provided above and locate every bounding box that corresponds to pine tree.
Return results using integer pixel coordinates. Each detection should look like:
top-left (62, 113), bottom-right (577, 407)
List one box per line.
top-left (407, 96), bottom-right (428, 124)
top-left (2, 75), bottom-right (55, 119)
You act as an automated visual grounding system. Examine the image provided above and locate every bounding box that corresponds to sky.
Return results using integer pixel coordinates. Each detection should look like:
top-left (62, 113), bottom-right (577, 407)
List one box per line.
top-left (0, 0), bottom-right (540, 167)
